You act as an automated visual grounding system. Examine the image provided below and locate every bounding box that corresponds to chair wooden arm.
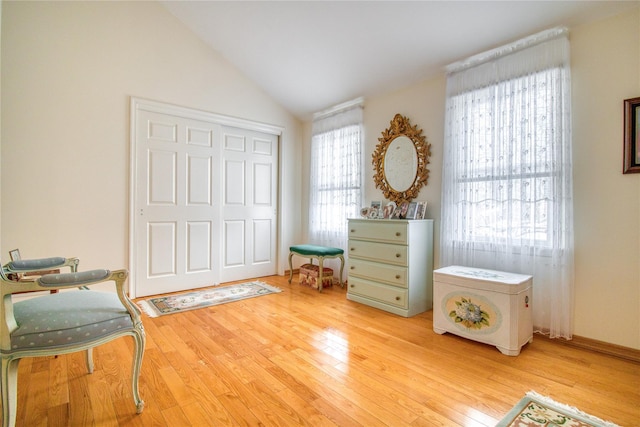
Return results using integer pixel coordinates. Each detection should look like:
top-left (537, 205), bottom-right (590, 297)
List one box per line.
top-left (3, 256), bottom-right (79, 274)
top-left (1, 269), bottom-right (116, 295)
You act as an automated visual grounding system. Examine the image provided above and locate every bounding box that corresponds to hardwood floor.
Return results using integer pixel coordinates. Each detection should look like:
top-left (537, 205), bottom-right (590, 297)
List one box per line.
top-left (10, 275), bottom-right (640, 426)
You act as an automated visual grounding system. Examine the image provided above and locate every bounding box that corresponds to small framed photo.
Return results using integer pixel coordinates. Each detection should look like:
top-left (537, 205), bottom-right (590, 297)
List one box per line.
top-left (405, 202), bottom-right (418, 219)
top-left (370, 201), bottom-right (382, 211)
top-left (416, 202), bottom-right (428, 219)
top-left (383, 202), bottom-right (396, 219)
top-left (390, 204), bottom-right (402, 219)
top-left (392, 201), bottom-right (409, 219)
top-left (624, 96), bottom-right (640, 174)
top-left (9, 249), bottom-right (21, 262)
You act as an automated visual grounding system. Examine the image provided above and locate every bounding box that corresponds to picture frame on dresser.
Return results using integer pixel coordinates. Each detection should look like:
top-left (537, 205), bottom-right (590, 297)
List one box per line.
top-left (416, 202), bottom-right (427, 219)
top-left (383, 202), bottom-right (396, 219)
top-left (406, 202), bottom-right (418, 219)
top-left (392, 201), bottom-right (408, 219)
top-left (390, 203), bottom-right (402, 219)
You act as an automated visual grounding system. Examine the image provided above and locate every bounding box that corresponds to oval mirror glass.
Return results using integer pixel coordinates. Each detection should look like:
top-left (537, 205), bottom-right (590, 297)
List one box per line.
top-left (384, 136), bottom-right (418, 191)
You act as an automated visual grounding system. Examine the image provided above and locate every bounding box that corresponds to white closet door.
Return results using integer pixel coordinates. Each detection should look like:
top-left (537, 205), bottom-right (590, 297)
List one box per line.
top-left (130, 98), bottom-right (281, 298)
top-left (220, 126), bottom-right (278, 282)
top-left (133, 110), bottom-right (221, 297)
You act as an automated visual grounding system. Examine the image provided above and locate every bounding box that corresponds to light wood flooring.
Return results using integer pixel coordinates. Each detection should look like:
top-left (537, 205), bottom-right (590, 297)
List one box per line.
top-left (11, 275), bottom-right (640, 426)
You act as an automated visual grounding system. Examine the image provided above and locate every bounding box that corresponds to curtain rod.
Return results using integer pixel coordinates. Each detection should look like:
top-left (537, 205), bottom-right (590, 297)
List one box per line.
top-left (313, 97), bottom-right (364, 121)
top-left (446, 26), bottom-right (568, 75)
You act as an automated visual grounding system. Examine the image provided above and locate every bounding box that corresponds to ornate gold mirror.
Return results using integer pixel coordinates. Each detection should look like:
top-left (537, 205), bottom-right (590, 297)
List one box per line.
top-left (372, 114), bottom-right (431, 204)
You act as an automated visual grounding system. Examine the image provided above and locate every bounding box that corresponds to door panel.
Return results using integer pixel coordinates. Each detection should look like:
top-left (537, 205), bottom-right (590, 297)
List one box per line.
top-left (224, 220), bottom-right (245, 267)
top-left (253, 219), bottom-right (272, 263)
top-left (148, 222), bottom-right (176, 277)
top-left (187, 221), bottom-right (211, 272)
top-left (254, 163), bottom-right (272, 205)
top-left (220, 126), bottom-right (278, 282)
top-left (149, 150), bottom-right (176, 205)
top-left (134, 110), bottom-right (220, 297)
top-left (187, 155), bottom-right (211, 205)
top-left (225, 160), bottom-right (245, 205)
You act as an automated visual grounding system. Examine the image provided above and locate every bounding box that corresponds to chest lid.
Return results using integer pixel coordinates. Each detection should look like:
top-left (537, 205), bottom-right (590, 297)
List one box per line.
top-left (434, 265), bottom-right (532, 294)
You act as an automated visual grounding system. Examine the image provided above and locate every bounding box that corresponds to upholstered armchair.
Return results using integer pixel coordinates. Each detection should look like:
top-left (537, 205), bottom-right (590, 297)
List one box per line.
top-left (0, 267), bottom-right (145, 427)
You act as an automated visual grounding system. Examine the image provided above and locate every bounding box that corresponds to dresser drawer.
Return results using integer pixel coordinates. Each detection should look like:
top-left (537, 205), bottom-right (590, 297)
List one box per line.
top-left (348, 277), bottom-right (408, 309)
top-left (348, 240), bottom-right (408, 266)
top-left (348, 220), bottom-right (408, 244)
top-left (348, 258), bottom-right (407, 287)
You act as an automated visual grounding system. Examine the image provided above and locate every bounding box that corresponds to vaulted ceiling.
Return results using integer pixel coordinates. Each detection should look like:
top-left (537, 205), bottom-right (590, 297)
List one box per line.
top-left (161, 1), bottom-right (637, 120)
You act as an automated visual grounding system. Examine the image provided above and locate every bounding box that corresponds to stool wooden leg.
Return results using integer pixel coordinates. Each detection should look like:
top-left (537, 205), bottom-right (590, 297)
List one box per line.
top-left (337, 255), bottom-right (345, 288)
top-left (317, 257), bottom-right (324, 293)
top-left (288, 252), bottom-right (295, 284)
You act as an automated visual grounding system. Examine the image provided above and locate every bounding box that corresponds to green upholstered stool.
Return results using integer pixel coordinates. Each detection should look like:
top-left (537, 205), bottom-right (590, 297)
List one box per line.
top-left (288, 244), bottom-right (345, 292)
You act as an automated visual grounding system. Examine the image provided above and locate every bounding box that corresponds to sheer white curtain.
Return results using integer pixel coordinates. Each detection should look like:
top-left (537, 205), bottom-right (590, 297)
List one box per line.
top-left (309, 102), bottom-right (363, 273)
top-left (440, 28), bottom-right (575, 339)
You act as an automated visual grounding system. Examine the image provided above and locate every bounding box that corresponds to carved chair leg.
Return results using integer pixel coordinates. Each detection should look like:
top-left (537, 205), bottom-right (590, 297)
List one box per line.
top-left (317, 257), bottom-right (324, 293)
top-left (2, 358), bottom-right (20, 427)
top-left (288, 252), bottom-right (294, 284)
top-left (131, 328), bottom-right (146, 414)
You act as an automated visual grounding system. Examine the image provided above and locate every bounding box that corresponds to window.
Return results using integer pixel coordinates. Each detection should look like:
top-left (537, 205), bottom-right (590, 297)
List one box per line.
top-left (309, 102), bottom-right (362, 262)
top-left (440, 28), bottom-right (574, 339)
top-left (449, 69), bottom-right (564, 249)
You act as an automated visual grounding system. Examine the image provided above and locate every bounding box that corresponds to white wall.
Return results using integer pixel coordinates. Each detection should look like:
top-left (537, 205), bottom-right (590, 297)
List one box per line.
top-left (570, 9), bottom-right (639, 349)
top-left (303, 8), bottom-right (639, 349)
top-left (1, 2), bottom-right (302, 274)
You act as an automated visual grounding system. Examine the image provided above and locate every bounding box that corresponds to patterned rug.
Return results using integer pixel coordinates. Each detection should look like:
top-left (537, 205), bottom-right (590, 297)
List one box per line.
top-left (138, 281), bottom-right (281, 317)
top-left (496, 391), bottom-right (620, 427)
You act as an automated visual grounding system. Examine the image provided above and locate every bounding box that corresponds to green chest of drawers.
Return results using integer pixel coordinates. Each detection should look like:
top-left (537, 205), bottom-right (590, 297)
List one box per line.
top-left (346, 219), bottom-right (433, 317)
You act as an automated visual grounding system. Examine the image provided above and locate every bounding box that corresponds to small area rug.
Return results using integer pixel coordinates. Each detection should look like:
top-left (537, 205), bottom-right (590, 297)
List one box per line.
top-left (496, 391), bottom-right (620, 427)
top-left (138, 281), bottom-right (281, 317)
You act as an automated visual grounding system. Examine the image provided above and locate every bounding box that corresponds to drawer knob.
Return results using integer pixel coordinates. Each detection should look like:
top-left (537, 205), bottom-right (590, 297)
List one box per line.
top-left (395, 296), bottom-right (401, 301)
top-left (350, 266), bottom-right (355, 270)
top-left (350, 284), bottom-right (355, 288)
top-left (395, 232), bottom-right (401, 237)
top-left (350, 229), bottom-right (355, 233)
top-left (395, 275), bottom-right (400, 279)
top-left (350, 248), bottom-right (355, 252)
top-left (395, 253), bottom-right (401, 258)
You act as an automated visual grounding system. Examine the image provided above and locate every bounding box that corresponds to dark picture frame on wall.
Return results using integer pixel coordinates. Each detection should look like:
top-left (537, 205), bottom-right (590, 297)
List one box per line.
top-left (623, 96), bottom-right (640, 174)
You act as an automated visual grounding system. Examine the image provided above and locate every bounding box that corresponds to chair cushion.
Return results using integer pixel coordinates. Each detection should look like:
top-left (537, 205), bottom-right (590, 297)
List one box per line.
top-left (9, 291), bottom-right (133, 352)
top-left (8, 257), bottom-right (66, 271)
top-left (290, 244), bottom-right (344, 256)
